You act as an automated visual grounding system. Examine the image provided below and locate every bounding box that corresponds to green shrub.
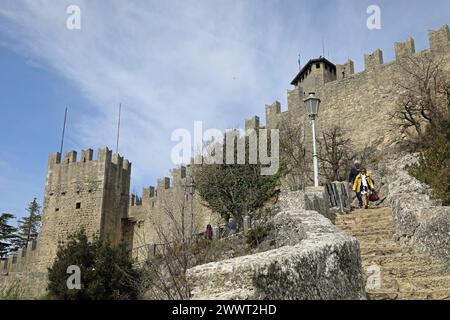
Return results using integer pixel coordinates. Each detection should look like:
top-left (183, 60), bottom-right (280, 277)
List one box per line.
top-left (407, 124), bottom-right (450, 205)
top-left (246, 226), bottom-right (269, 248)
top-left (47, 230), bottom-right (140, 300)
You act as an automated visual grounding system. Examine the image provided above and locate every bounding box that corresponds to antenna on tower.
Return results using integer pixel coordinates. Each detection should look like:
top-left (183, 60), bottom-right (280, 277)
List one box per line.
top-left (298, 53), bottom-right (302, 70)
top-left (322, 37), bottom-right (325, 57)
top-left (59, 107), bottom-right (68, 155)
top-left (116, 103), bottom-right (122, 155)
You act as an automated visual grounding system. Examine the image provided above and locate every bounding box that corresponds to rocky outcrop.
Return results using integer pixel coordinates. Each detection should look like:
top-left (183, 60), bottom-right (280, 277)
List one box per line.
top-left (186, 191), bottom-right (365, 300)
top-left (383, 154), bottom-right (450, 263)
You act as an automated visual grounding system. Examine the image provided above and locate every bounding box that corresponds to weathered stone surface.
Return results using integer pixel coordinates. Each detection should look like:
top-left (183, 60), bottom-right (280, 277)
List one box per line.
top-left (186, 192), bottom-right (365, 300)
top-left (384, 154), bottom-right (450, 263)
top-left (412, 207), bottom-right (450, 260)
top-left (390, 193), bottom-right (435, 238)
top-left (266, 211), bottom-right (307, 247)
top-left (304, 187), bottom-right (335, 222)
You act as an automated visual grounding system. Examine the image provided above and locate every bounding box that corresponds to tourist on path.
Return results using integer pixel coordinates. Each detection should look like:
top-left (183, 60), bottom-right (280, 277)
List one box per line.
top-left (227, 218), bottom-right (238, 237)
top-left (204, 224), bottom-right (213, 240)
top-left (348, 160), bottom-right (362, 208)
top-left (353, 168), bottom-right (375, 209)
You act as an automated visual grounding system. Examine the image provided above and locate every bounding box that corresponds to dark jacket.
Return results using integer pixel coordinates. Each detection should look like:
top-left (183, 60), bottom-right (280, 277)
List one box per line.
top-left (348, 168), bottom-right (359, 184)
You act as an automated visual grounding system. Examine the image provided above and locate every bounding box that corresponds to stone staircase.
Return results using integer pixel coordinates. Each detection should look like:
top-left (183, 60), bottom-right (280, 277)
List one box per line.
top-left (335, 207), bottom-right (450, 300)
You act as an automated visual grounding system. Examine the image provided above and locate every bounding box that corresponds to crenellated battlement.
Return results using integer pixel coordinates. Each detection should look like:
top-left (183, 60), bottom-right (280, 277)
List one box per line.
top-left (129, 165), bottom-right (192, 212)
top-left (1, 240), bottom-right (38, 275)
top-left (48, 147), bottom-right (131, 171)
top-left (364, 48), bottom-right (384, 71)
top-left (245, 116), bottom-right (260, 131)
top-left (429, 24), bottom-right (450, 52)
top-left (251, 25), bottom-right (450, 132)
top-left (395, 37), bottom-right (416, 60)
top-left (336, 60), bottom-right (355, 80)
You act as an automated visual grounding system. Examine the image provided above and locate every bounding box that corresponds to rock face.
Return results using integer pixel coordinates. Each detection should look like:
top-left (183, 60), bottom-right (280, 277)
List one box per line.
top-left (186, 191), bottom-right (365, 300)
top-left (383, 154), bottom-right (450, 263)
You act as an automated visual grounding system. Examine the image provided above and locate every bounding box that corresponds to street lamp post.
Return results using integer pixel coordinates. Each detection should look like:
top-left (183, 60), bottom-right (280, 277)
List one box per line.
top-left (304, 92), bottom-right (321, 187)
top-left (187, 183), bottom-right (195, 237)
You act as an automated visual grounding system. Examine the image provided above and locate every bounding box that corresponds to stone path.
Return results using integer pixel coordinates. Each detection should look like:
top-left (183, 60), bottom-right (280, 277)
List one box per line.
top-left (335, 207), bottom-right (450, 300)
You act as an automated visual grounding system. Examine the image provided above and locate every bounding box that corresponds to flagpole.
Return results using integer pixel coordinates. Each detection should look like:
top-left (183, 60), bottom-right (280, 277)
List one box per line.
top-left (60, 107), bottom-right (68, 155)
top-left (116, 103), bottom-right (122, 154)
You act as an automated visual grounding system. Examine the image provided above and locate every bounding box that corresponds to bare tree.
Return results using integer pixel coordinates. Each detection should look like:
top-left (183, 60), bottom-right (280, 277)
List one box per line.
top-left (279, 117), bottom-right (308, 191)
top-left (390, 54), bottom-right (450, 148)
top-left (131, 177), bottom-right (221, 300)
top-left (317, 125), bottom-right (355, 182)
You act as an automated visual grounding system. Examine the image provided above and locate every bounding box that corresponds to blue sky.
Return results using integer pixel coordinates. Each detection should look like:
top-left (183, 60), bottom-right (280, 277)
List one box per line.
top-left (0, 0), bottom-right (449, 223)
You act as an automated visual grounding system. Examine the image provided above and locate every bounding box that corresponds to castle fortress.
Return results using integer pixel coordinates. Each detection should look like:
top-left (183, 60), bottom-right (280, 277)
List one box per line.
top-left (1, 25), bottom-right (450, 298)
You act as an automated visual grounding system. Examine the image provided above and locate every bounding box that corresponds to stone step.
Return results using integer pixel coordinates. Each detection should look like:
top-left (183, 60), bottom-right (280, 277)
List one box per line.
top-left (361, 251), bottom-right (436, 263)
top-left (337, 221), bottom-right (393, 229)
top-left (346, 229), bottom-right (393, 238)
top-left (336, 219), bottom-right (393, 229)
top-left (336, 214), bottom-right (392, 222)
top-left (354, 235), bottom-right (395, 244)
top-left (362, 262), bottom-right (447, 280)
top-left (360, 246), bottom-right (402, 257)
top-left (367, 289), bottom-right (450, 300)
top-left (390, 276), bottom-right (450, 291)
top-left (338, 221), bottom-right (392, 229)
top-left (341, 207), bottom-right (450, 300)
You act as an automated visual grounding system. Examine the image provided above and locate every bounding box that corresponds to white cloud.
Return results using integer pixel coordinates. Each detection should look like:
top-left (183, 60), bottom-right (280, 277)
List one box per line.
top-left (0, 0), bottom-right (448, 192)
top-left (0, 0), bottom-right (308, 190)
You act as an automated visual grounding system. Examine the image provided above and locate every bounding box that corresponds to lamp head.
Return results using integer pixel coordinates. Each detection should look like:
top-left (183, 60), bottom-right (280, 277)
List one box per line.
top-left (304, 92), bottom-right (321, 119)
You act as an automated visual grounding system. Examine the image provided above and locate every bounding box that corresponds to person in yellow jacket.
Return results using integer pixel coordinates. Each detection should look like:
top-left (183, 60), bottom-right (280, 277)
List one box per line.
top-left (353, 168), bottom-right (375, 209)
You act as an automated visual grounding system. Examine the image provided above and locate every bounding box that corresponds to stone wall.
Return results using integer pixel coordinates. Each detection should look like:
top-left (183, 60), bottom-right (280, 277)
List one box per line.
top-left (186, 191), bottom-right (365, 300)
top-left (248, 25), bottom-right (450, 155)
top-left (128, 166), bottom-right (222, 262)
top-left (383, 154), bottom-right (450, 264)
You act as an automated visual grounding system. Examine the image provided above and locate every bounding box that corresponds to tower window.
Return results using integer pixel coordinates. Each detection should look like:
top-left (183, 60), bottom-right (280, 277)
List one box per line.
top-left (55, 208), bottom-right (60, 212)
top-left (76, 202), bottom-right (81, 209)
top-left (316, 63), bottom-right (320, 69)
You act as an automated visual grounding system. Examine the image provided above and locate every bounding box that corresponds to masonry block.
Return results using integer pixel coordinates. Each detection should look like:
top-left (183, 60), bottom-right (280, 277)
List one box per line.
top-left (364, 49), bottom-right (384, 70)
top-left (81, 149), bottom-right (94, 162)
top-left (48, 152), bottom-right (61, 165)
top-left (157, 177), bottom-right (170, 190)
top-left (429, 24), bottom-right (450, 52)
top-left (336, 60), bottom-right (355, 79)
top-left (395, 37), bottom-right (416, 60)
top-left (245, 116), bottom-right (260, 131)
top-left (64, 151), bottom-right (77, 164)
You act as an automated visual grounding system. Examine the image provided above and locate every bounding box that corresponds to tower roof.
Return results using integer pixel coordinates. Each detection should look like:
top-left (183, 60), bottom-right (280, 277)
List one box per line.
top-left (291, 56), bottom-right (336, 85)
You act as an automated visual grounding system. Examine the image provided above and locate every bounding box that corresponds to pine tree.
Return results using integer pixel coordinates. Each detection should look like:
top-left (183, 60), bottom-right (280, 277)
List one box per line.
top-left (0, 213), bottom-right (18, 258)
top-left (13, 198), bottom-right (42, 249)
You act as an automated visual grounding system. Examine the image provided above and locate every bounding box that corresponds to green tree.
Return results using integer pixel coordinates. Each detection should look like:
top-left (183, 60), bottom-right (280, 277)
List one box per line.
top-left (192, 130), bottom-right (283, 225)
top-left (0, 213), bottom-right (18, 258)
top-left (47, 230), bottom-right (140, 300)
top-left (13, 198), bottom-right (41, 249)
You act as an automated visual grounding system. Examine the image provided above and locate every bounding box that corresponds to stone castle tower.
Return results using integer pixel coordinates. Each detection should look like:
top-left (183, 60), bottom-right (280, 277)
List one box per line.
top-left (34, 147), bottom-right (132, 271)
